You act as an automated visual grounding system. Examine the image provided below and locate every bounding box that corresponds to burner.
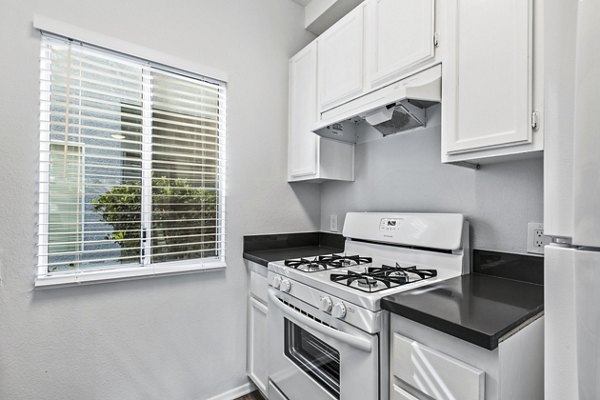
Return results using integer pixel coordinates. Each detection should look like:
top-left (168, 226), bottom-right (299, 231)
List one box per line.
top-left (283, 254), bottom-right (372, 273)
top-left (370, 263), bottom-right (437, 280)
top-left (356, 276), bottom-right (378, 289)
top-left (318, 254), bottom-right (372, 267)
top-left (304, 262), bottom-right (326, 272)
top-left (330, 262), bottom-right (437, 292)
top-left (284, 257), bottom-right (329, 272)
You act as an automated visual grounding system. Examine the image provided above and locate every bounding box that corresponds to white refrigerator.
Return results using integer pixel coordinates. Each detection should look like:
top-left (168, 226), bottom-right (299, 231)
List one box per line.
top-left (545, 0), bottom-right (600, 399)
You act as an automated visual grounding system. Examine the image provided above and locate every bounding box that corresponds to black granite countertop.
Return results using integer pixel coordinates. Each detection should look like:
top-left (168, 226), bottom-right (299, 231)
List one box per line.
top-left (381, 250), bottom-right (544, 350)
top-left (243, 232), bottom-right (344, 267)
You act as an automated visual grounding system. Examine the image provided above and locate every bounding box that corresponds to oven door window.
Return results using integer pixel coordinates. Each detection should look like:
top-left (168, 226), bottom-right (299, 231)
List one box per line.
top-left (284, 318), bottom-right (340, 399)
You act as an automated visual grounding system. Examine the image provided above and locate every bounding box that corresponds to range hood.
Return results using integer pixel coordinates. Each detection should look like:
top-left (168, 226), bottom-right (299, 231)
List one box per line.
top-left (313, 65), bottom-right (441, 143)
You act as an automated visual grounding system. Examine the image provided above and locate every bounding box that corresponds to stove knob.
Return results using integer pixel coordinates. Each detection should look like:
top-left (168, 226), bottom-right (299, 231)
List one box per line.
top-left (271, 276), bottom-right (282, 289)
top-left (332, 302), bottom-right (347, 319)
top-left (319, 296), bottom-right (333, 312)
top-left (280, 279), bottom-right (292, 293)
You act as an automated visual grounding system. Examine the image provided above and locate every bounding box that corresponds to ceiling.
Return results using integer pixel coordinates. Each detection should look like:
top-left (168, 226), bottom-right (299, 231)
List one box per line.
top-left (289, 0), bottom-right (363, 35)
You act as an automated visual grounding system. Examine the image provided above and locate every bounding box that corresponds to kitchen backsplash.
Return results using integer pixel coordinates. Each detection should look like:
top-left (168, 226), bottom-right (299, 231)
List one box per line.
top-left (320, 109), bottom-right (543, 254)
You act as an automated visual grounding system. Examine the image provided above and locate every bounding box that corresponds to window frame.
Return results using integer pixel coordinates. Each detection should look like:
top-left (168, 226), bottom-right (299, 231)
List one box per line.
top-left (35, 23), bottom-right (227, 288)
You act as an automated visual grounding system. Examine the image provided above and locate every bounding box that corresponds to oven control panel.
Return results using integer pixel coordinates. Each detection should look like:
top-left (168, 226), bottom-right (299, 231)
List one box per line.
top-left (268, 271), bottom-right (381, 334)
top-left (379, 218), bottom-right (404, 231)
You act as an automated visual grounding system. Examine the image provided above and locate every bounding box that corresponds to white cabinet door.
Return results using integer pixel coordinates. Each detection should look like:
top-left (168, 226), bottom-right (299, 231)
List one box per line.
top-left (391, 333), bottom-right (485, 400)
top-left (288, 43), bottom-right (355, 183)
top-left (443, 0), bottom-right (533, 155)
top-left (247, 296), bottom-right (268, 396)
top-left (365, 0), bottom-right (435, 90)
top-left (317, 5), bottom-right (365, 112)
top-left (288, 43), bottom-right (319, 180)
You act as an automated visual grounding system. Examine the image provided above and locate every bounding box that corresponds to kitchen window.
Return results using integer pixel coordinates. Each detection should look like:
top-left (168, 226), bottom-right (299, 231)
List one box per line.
top-left (36, 34), bottom-right (226, 286)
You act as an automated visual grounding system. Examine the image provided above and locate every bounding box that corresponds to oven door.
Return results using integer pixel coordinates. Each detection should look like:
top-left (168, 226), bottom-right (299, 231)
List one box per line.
top-left (267, 289), bottom-right (379, 400)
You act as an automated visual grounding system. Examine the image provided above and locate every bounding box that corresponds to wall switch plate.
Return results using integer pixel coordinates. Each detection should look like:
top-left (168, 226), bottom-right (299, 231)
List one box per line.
top-left (330, 214), bottom-right (338, 232)
top-left (527, 223), bottom-right (549, 254)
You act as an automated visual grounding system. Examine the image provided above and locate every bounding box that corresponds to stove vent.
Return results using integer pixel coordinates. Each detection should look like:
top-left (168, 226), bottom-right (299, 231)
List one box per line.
top-left (313, 65), bottom-right (441, 143)
top-left (364, 100), bottom-right (429, 136)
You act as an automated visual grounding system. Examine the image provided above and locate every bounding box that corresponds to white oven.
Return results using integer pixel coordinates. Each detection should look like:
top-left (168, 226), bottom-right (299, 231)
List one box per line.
top-left (265, 213), bottom-right (468, 400)
top-left (267, 288), bottom-right (380, 400)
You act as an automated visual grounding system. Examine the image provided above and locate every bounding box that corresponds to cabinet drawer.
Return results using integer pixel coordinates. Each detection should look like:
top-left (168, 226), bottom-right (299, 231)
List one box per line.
top-left (392, 333), bottom-right (485, 400)
top-left (249, 269), bottom-right (268, 304)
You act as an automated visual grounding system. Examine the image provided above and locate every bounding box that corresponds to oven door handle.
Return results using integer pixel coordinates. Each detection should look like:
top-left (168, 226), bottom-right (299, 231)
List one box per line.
top-left (268, 291), bottom-right (372, 352)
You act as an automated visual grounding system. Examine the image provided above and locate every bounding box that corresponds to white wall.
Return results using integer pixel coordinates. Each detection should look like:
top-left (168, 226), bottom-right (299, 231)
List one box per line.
top-left (321, 108), bottom-right (544, 253)
top-left (0, 1), bottom-right (317, 399)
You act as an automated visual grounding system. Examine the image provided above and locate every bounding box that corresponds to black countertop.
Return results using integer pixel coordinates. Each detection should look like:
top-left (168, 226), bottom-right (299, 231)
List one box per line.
top-left (381, 250), bottom-right (544, 350)
top-left (243, 232), bottom-right (344, 267)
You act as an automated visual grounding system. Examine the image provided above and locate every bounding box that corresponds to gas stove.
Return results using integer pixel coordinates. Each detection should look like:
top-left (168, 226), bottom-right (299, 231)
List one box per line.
top-left (267, 212), bottom-right (469, 400)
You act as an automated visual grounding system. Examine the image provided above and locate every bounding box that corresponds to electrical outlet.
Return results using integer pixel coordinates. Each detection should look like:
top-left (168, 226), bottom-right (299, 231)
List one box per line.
top-left (527, 223), bottom-right (548, 254)
top-left (330, 214), bottom-right (338, 232)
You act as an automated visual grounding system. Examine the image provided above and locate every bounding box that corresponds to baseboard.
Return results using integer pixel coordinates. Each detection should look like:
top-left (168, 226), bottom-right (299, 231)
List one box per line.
top-left (206, 381), bottom-right (256, 400)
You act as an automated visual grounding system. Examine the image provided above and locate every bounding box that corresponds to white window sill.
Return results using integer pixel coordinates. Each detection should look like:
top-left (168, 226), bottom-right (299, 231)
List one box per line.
top-left (34, 259), bottom-right (226, 288)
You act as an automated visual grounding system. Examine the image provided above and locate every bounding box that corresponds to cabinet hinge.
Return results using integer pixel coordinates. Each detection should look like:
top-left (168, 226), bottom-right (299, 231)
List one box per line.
top-left (531, 111), bottom-right (539, 130)
top-left (433, 32), bottom-right (439, 48)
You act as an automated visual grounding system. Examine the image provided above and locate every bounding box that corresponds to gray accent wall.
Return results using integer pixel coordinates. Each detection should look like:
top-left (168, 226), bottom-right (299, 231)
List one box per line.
top-left (320, 107), bottom-right (544, 254)
top-left (0, 1), bottom-right (317, 399)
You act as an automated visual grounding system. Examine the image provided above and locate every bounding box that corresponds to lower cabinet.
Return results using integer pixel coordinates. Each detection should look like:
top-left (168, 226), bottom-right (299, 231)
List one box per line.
top-left (390, 314), bottom-right (544, 400)
top-left (391, 333), bottom-right (484, 400)
top-left (246, 263), bottom-right (269, 397)
top-left (247, 295), bottom-right (268, 396)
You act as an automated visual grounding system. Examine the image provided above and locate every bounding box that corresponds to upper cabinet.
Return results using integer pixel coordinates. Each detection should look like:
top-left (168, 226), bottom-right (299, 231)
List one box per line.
top-left (317, 5), bottom-right (365, 112)
top-left (288, 0), bottom-right (542, 176)
top-left (317, 0), bottom-right (442, 118)
top-left (441, 0), bottom-right (543, 163)
top-left (288, 42), bottom-right (355, 183)
top-left (289, 44), bottom-right (319, 179)
top-left (365, 0), bottom-right (436, 91)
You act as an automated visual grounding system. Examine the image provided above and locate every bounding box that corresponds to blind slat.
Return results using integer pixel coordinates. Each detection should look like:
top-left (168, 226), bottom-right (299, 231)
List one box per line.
top-left (41, 51), bottom-right (225, 94)
top-left (41, 86), bottom-right (225, 114)
top-left (45, 95), bottom-right (222, 122)
top-left (48, 98), bottom-right (222, 122)
top-left (40, 225), bottom-right (221, 236)
top-left (42, 133), bottom-right (223, 150)
top-left (42, 246), bottom-right (226, 268)
top-left (40, 217), bottom-right (223, 226)
top-left (45, 119), bottom-right (221, 137)
top-left (40, 143), bottom-right (222, 161)
top-left (42, 236), bottom-right (225, 257)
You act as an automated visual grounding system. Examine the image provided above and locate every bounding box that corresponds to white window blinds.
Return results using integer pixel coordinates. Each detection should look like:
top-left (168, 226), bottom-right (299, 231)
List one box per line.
top-left (38, 34), bottom-right (226, 279)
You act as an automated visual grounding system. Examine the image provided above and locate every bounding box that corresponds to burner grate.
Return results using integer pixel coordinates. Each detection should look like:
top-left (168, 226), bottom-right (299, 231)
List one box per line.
top-left (318, 254), bottom-right (372, 268)
top-left (284, 258), bottom-right (330, 272)
top-left (284, 254), bottom-right (372, 273)
top-left (330, 262), bottom-right (437, 292)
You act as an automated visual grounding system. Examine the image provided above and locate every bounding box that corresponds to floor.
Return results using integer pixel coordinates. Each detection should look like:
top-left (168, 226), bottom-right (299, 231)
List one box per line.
top-left (234, 391), bottom-right (264, 400)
